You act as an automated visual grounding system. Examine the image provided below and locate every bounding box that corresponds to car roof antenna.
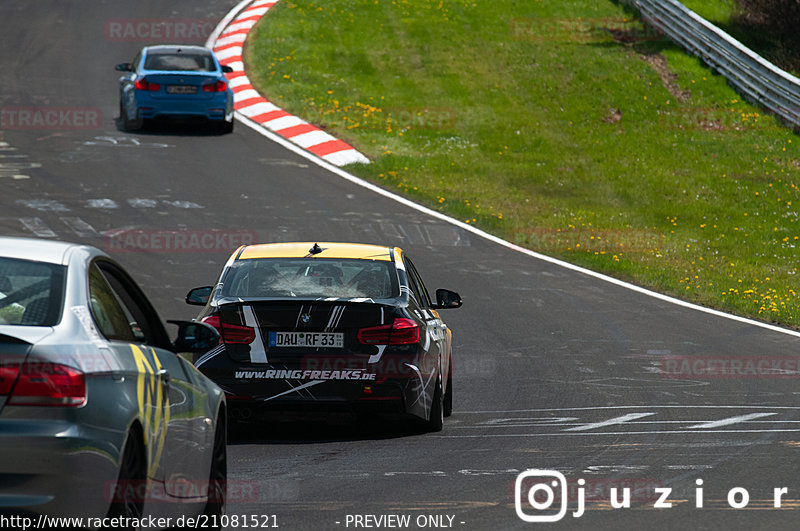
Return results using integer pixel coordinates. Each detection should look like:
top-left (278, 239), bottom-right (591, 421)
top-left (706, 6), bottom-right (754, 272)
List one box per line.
top-left (308, 243), bottom-right (324, 256)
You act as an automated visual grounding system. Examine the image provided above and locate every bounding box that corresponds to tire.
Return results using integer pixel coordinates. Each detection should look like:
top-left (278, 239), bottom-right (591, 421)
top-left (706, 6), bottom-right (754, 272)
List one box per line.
top-left (121, 100), bottom-right (142, 131)
top-left (203, 412), bottom-right (227, 523)
top-left (215, 119), bottom-right (234, 135)
top-left (425, 377), bottom-right (444, 432)
top-left (443, 362), bottom-right (453, 418)
top-left (107, 430), bottom-right (146, 526)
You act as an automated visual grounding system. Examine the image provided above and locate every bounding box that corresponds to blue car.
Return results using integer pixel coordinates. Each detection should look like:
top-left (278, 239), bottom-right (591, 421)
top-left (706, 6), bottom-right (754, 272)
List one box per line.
top-left (116, 45), bottom-right (234, 133)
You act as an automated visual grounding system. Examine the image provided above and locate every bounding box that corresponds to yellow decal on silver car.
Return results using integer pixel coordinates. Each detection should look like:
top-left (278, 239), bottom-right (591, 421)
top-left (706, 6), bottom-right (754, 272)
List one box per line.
top-left (131, 344), bottom-right (170, 478)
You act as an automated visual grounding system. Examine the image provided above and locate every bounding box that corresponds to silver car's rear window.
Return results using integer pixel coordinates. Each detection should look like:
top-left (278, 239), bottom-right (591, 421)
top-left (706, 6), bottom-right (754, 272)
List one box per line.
top-left (0, 258), bottom-right (65, 326)
top-left (144, 52), bottom-right (216, 72)
top-left (220, 258), bottom-right (399, 300)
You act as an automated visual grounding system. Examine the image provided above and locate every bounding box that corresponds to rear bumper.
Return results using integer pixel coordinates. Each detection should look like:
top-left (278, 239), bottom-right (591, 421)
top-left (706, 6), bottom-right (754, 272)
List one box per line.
top-left (198, 345), bottom-right (437, 422)
top-left (0, 419), bottom-right (121, 518)
top-left (218, 376), bottom-right (410, 419)
top-left (135, 91), bottom-right (232, 121)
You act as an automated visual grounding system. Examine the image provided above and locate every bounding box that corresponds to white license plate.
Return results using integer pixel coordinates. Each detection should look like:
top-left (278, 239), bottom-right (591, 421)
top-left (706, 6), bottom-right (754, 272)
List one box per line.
top-left (269, 332), bottom-right (343, 348)
top-left (167, 85), bottom-right (197, 94)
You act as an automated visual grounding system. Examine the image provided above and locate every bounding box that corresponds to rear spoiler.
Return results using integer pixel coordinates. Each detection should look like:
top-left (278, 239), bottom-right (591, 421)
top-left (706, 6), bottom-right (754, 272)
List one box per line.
top-left (214, 296), bottom-right (398, 306)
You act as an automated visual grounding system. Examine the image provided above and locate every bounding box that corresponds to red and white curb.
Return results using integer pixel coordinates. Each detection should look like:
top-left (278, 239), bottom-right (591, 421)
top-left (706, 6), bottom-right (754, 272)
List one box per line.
top-left (207, 0), bottom-right (370, 166)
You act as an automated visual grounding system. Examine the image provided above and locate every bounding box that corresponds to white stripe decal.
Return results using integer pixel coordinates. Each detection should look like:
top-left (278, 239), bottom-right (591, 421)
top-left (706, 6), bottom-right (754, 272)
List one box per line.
top-left (295, 305), bottom-right (307, 328)
top-left (262, 380), bottom-right (324, 401)
top-left (368, 345), bottom-right (386, 364)
top-left (326, 305), bottom-right (345, 331)
top-left (242, 305), bottom-right (268, 363)
top-left (195, 343), bottom-right (225, 367)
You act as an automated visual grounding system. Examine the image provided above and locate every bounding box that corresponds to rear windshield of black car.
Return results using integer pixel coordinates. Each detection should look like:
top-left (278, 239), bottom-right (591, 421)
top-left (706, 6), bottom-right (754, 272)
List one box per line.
top-left (220, 258), bottom-right (400, 300)
top-left (144, 52), bottom-right (216, 72)
top-left (0, 258), bottom-right (65, 326)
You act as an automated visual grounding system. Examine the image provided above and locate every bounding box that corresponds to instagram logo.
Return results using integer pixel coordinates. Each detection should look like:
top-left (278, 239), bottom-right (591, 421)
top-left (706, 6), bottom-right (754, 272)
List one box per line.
top-left (515, 470), bottom-right (568, 522)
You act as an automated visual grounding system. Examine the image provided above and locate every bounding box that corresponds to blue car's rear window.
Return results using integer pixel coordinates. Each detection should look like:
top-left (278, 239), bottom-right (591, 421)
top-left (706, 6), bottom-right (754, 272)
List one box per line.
top-left (0, 258), bottom-right (65, 326)
top-left (144, 52), bottom-right (216, 72)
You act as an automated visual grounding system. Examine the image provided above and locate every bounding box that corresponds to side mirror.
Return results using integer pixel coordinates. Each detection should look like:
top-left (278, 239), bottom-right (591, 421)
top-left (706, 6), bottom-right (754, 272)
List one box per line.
top-left (169, 320), bottom-right (219, 353)
top-left (221, 65), bottom-right (234, 73)
top-left (432, 288), bottom-right (462, 309)
top-left (186, 286), bottom-right (213, 306)
top-left (115, 62), bottom-right (132, 72)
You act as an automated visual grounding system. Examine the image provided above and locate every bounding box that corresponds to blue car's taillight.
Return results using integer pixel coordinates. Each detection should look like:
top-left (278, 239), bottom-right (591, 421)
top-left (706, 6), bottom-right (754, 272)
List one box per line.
top-left (135, 77), bottom-right (161, 91)
top-left (203, 80), bottom-right (228, 93)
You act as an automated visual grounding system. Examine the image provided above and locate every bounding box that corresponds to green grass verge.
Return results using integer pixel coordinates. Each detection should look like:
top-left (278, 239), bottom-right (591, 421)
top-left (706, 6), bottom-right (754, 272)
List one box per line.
top-left (680, 0), bottom-right (736, 23)
top-left (244, 0), bottom-right (800, 327)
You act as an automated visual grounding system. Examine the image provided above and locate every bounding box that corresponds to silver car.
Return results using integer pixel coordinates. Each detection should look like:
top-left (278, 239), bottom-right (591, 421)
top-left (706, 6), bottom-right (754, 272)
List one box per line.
top-left (0, 237), bottom-right (226, 524)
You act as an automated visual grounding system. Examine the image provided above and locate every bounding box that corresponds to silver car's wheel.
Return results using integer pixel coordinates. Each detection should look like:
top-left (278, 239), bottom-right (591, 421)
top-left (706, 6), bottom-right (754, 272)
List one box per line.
top-left (107, 430), bottom-right (145, 525)
top-left (203, 412), bottom-right (227, 524)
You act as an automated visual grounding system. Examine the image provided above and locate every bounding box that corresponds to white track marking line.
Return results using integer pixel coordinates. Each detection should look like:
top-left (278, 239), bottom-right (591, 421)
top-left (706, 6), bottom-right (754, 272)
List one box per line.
top-left (563, 412), bottom-right (655, 432)
top-left (19, 218), bottom-right (56, 237)
top-left (60, 217), bottom-right (99, 237)
top-left (459, 405), bottom-right (800, 413)
top-left (438, 429), bottom-right (800, 438)
top-left (684, 413), bottom-right (777, 430)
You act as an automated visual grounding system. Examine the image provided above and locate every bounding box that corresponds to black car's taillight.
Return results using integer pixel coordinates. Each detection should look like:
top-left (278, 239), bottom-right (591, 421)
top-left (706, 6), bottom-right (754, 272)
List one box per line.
top-left (358, 318), bottom-right (419, 345)
top-left (6, 361), bottom-right (86, 407)
top-left (202, 315), bottom-right (255, 344)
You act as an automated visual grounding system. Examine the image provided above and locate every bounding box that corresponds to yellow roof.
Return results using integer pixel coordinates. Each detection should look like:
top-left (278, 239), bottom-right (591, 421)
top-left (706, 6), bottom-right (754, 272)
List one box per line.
top-left (237, 242), bottom-right (396, 261)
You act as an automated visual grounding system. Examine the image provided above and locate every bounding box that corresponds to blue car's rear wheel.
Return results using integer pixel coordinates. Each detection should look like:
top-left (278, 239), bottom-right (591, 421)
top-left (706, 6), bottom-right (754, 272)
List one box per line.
top-left (214, 119), bottom-right (234, 135)
top-left (120, 100), bottom-right (142, 131)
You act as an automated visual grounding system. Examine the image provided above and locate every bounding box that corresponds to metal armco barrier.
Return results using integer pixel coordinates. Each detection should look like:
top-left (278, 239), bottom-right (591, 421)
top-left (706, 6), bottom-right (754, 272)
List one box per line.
top-left (623, 0), bottom-right (800, 129)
